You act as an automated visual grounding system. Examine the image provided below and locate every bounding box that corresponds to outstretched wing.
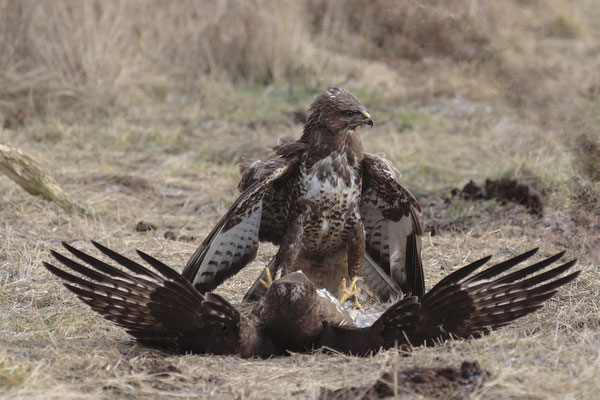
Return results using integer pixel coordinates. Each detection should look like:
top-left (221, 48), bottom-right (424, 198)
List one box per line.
top-left (182, 157), bottom-right (298, 293)
top-left (409, 248), bottom-right (579, 344)
top-left (361, 153), bottom-right (425, 298)
top-left (322, 249), bottom-right (579, 355)
top-left (44, 242), bottom-right (276, 357)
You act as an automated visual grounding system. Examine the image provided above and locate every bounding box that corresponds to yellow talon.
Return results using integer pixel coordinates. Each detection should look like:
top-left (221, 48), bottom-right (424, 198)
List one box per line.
top-left (338, 277), bottom-right (361, 308)
top-left (353, 295), bottom-right (362, 309)
top-left (259, 267), bottom-right (281, 289)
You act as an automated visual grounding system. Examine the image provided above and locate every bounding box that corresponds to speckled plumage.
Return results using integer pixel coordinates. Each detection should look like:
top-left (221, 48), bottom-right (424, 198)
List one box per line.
top-left (182, 88), bottom-right (424, 300)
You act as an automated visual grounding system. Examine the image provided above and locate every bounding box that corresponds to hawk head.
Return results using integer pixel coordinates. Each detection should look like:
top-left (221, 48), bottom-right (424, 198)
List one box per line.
top-left (305, 88), bottom-right (373, 135)
top-left (259, 271), bottom-right (324, 348)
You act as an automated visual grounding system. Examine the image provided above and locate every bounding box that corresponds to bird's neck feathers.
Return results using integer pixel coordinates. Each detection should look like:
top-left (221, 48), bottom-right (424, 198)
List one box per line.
top-left (300, 124), bottom-right (364, 168)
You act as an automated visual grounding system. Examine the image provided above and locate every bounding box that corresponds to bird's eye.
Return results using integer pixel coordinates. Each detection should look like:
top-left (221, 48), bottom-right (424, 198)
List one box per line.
top-left (345, 111), bottom-right (354, 117)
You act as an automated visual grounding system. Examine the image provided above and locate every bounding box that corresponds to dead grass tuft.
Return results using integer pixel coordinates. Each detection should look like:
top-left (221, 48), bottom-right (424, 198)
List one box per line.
top-left (0, 0), bottom-right (595, 120)
top-left (576, 132), bottom-right (600, 182)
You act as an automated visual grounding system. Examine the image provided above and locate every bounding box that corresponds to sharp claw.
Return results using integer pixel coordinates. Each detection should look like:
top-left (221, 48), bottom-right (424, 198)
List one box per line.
top-left (338, 276), bottom-right (361, 305)
top-left (260, 267), bottom-right (281, 289)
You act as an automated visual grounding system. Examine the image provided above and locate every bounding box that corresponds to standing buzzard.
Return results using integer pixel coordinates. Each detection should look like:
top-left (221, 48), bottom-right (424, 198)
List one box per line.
top-left (182, 88), bottom-right (424, 304)
top-left (43, 242), bottom-right (579, 357)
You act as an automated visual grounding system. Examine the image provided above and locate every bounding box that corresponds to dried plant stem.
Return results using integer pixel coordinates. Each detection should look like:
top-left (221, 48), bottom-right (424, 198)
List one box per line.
top-left (0, 143), bottom-right (84, 214)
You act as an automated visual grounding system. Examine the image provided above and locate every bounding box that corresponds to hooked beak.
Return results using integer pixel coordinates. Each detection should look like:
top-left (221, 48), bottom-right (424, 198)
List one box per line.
top-left (363, 112), bottom-right (373, 127)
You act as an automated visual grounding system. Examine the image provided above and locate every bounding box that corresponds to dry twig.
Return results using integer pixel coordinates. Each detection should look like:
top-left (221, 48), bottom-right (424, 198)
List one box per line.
top-left (0, 143), bottom-right (85, 214)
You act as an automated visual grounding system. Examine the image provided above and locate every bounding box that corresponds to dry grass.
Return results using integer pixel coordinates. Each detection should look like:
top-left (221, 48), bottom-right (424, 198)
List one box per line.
top-left (1, 0), bottom-right (600, 398)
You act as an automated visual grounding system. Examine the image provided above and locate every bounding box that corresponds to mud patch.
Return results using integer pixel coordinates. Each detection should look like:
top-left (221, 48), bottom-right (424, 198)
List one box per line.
top-left (164, 230), bottom-right (196, 242)
top-left (319, 361), bottom-right (489, 399)
top-left (451, 178), bottom-right (543, 215)
top-left (136, 221), bottom-right (157, 232)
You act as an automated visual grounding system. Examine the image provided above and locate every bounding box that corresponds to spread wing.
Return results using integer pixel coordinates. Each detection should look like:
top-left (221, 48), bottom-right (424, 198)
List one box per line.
top-left (408, 248), bottom-right (579, 344)
top-left (360, 153), bottom-right (425, 298)
top-left (44, 241), bottom-right (277, 357)
top-left (321, 249), bottom-right (579, 355)
top-left (182, 156), bottom-right (298, 293)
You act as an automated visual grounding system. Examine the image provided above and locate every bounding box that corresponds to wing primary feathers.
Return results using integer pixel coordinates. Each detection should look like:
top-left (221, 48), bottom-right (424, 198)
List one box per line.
top-left (45, 241), bottom-right (579, 357)
top-left (135, 249), bottom-right (207, 305)
top-left (406, 250), bottom-right (578, 345)
top-left (50, 250), bottom-right (113, 283)
top-left (181, 179), bottom-right (263, 282)
top-left (44, 242), bottom-right (265, 357)
top-left (90, 241), bottom-right (162, 279)
top-left (334, 249), bottom-right (579, 354)
top-left (135, 249), bottom-right (180, 280)
top-left (60, 243), bottom-right (142, 283)
top-left (420, 254), bottom-right (492, 304)
top-left (464, 247), bottom-right (540, 283)
top-left (489, 250), bottom-right (566, 286)
top-left (516, 260), bottom-right (578, 289)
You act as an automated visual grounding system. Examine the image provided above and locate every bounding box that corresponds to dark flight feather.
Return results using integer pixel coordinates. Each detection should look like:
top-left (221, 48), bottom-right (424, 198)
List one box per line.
top-left (44, 243), bottom-right (579, 357)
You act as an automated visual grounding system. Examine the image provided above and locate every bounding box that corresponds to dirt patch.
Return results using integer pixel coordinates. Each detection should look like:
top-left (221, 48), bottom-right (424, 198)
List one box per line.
top-left (136, 221), bottom-right (157, 232)
top-left (319, 361), bottom-right (489, 399)
top-left (164, 230), bottom-right (196, 242)
top-left (451, 178), bottom-right (543, 215)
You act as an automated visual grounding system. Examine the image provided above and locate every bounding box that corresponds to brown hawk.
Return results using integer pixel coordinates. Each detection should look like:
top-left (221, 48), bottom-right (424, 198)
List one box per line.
top-left (44, 242), bottom-right (579, 357)
top-left (181, 88), bottom-right (424, 304)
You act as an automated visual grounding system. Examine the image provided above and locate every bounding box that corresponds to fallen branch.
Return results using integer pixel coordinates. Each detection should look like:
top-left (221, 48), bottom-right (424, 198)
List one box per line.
top-left (0, 143), bottom-right (85, 214)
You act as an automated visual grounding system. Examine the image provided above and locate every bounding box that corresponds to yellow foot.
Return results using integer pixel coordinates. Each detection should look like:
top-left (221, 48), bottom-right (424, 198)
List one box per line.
top-left (338, 277), bottom-right (362, 308)
top-left (259, 267), bottom-right (282, 289)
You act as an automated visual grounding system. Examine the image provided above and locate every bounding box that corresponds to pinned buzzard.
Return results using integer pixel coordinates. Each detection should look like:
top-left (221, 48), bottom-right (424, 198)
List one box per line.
top-left (44, 243), bottom-right (579, 357)
top-left (182, 88), bottom-right (424, 304)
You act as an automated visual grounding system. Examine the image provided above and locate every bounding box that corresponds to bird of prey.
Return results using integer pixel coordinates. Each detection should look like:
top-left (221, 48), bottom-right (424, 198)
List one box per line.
top-left (181, 88), bottom-right (424, 305)
top-left (44, 242), bottom-right (579, 357)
